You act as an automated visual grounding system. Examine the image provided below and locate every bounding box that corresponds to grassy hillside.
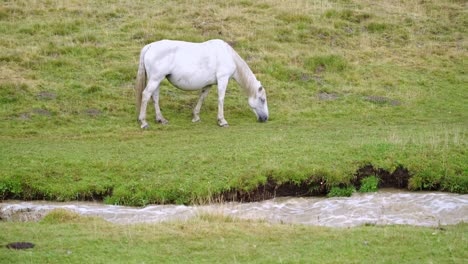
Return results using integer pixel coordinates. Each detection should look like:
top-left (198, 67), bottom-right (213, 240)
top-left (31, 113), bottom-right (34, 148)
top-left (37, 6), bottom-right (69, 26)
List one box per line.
top-left (1, 0), bottom-right (467, 205)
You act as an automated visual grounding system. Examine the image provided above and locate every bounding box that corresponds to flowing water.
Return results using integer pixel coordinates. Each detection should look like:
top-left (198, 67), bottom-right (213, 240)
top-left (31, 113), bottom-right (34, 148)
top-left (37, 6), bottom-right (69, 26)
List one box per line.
top-left (1, 190), bottom-right (467, 227)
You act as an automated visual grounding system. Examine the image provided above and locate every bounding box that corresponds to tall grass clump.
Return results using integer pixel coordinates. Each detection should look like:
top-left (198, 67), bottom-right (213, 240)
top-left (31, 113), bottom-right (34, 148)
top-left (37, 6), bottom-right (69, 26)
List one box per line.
top-left (304, 54), bottom-right (348, 73)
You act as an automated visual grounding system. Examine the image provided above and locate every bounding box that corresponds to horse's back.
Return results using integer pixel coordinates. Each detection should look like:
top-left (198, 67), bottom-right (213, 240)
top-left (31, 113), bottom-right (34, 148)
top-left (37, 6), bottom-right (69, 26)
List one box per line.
top-left (144, 39), bottom-right (232, 67)
top-left (145, 39), bottom-right (229, 55)
top-left (142, 39), bottom-right (235, 90)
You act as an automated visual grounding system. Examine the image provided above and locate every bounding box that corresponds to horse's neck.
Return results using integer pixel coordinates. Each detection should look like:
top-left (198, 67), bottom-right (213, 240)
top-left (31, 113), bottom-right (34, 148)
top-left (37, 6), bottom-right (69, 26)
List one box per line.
top-left (231, 49), bottom-right (257, 96)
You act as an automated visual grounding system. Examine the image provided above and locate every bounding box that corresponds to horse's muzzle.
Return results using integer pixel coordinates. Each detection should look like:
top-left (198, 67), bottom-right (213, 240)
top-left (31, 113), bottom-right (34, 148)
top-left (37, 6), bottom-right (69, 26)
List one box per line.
top-left (258, 115), bottom-right (268, 122)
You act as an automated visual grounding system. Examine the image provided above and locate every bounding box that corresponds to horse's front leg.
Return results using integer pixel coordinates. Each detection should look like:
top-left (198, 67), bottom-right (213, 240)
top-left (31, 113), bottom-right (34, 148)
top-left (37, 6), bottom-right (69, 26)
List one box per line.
top-left (216, 77), bottom-right (229, 127)
top-left (192, 86), bottom-right (211, 123)
top-left (152, 87), bottom-right (168, 124)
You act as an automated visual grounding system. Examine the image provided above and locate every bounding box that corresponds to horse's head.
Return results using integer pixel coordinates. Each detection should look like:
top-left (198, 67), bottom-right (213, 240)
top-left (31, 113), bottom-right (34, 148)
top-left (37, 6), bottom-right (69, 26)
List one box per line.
top-left (249, 85), bottom-right (269, 122)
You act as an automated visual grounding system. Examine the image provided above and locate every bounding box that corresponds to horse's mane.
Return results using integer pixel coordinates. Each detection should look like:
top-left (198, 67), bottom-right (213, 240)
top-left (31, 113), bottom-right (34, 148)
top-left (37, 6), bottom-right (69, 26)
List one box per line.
top-left (229, 46), bottom-right (259, 97)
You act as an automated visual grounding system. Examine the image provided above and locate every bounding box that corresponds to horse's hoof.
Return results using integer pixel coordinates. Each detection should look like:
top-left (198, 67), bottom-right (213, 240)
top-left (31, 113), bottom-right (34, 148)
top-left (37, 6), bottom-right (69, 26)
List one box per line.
top-left (219, 123), bottom-right (229, 128)
top-left (157, 119), bottom-right (169, 125)
top-left (192, 117), bottom-right (200, 123)
top-left (141, 124), bottom-right (149, 129)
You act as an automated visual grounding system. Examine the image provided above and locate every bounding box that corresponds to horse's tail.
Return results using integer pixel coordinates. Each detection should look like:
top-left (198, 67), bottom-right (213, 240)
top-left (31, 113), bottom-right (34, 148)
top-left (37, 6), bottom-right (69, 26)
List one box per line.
top-left (135, 45), bottom-right (150, 117)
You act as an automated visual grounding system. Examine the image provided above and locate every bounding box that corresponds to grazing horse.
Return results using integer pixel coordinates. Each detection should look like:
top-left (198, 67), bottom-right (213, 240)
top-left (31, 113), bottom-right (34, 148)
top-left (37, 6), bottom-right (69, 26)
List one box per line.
top-left (135, 39), bottom-right (268, 128)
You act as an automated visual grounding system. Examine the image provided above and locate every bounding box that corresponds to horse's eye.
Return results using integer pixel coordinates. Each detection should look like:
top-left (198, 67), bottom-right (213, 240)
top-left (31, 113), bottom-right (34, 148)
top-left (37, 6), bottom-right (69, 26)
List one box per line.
top-left (258, 86), bottom-right (263, 92)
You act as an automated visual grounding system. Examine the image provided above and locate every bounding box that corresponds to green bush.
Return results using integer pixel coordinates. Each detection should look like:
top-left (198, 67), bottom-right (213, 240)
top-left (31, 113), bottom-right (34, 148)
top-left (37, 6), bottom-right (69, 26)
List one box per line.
top-left (359, 176), bottom-right (379, 192)
top-left (0, 178), bottom-right (23, 199)
top-left (327, 186), bottom-right (355, 197)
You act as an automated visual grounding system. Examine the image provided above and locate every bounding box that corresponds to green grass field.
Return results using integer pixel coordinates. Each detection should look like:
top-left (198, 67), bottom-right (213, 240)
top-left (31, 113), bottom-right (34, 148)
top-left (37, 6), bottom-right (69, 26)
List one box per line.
top-left (0, 210), bottom-right (466, 263)
top-left (1, 0), bottom-right (467, 205)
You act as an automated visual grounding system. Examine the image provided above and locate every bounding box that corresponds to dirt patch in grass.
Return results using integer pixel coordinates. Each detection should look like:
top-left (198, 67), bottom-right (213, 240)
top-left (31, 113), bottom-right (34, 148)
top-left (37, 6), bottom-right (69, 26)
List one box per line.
top-left (32, 109), bottom-right (51, 116)
top-left (6, 242), bottom-right (35, 250)
top-left (84, 108), bottom-right (102, 116)
top-left (36, 91), bottom-right (56, 100)
top-left (364, 96), bottom-right (401, 106)
top-left (318, 92), bottom-right (340, 101)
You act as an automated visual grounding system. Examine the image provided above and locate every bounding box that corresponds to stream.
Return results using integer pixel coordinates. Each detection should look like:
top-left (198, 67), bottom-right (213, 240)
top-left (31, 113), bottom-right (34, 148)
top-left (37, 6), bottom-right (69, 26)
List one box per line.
top-left (1, 189), bottom-right (467, 227)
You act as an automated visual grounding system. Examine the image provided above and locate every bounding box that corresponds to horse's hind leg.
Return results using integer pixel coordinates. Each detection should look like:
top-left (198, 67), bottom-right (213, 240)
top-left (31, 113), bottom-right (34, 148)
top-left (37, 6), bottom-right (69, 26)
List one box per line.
top-left (139, 77), bottom-right (163, 128)
top-left (152, 86), bottom-right (168, 124)
top-left (192, 86), bottom-right (211, 123)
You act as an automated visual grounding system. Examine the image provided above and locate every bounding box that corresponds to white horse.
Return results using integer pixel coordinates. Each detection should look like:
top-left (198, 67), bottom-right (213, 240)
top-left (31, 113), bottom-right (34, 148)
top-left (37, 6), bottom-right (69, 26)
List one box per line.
top-left (135, 39), bottom-right (268, 128)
